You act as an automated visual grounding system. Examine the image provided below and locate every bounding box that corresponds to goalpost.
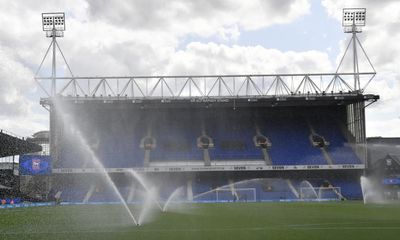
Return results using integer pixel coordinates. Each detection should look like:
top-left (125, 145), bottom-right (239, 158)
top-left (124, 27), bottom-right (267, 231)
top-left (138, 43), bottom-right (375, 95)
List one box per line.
top-left (215, 188), bottom-right (257, 202)
top-left (300, 187), bottom-right (342, 200)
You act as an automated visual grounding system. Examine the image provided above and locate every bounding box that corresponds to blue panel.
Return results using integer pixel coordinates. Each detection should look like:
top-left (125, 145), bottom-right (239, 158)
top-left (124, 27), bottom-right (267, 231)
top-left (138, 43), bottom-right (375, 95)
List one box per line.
top-left (383, 178), bottom-right (400, 185)
top-left (19, 155), bottom-right (51, 175)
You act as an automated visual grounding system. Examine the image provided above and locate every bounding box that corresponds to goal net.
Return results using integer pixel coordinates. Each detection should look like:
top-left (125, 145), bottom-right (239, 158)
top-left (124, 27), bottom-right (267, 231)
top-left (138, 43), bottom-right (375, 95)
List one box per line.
top-left (216, 188), bottom-right (256, 202)
top-left (300, 187), bottom-right (342, 200)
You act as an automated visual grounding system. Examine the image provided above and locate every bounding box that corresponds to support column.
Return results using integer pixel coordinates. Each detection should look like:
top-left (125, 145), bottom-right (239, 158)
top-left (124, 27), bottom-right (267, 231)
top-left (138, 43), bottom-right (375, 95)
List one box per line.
top-left (141, 123), bottom-right (155, 168)
top-left (143, 150), bottom-right (151, 167)
top-left (51, 35), bottom-right (57, 96)
top-left (186, 179), bottom-right (193, 201)
top-left (261, 148), bottom-right (272, 165)
top-left (49, 103), bottom-right (59, 167)
top-left (203, 149), bottom-right (211, 166)
top-left (199, 120), bottom-right (213, 166)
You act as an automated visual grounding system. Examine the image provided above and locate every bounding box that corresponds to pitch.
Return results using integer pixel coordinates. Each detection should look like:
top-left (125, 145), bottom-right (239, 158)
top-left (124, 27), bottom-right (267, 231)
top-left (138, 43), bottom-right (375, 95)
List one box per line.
top-left (1, 202), bottom-right (400, 240)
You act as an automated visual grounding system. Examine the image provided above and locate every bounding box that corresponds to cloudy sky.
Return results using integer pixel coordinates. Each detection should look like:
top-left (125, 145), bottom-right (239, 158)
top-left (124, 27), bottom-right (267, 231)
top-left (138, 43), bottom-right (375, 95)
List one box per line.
top-left (0, 0), bottom-right (399, 137)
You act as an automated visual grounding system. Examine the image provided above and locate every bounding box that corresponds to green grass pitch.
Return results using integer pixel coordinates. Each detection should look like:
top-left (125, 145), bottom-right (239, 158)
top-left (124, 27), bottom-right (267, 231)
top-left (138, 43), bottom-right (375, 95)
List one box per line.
top-left (1, 201), bottom-right (400, 240)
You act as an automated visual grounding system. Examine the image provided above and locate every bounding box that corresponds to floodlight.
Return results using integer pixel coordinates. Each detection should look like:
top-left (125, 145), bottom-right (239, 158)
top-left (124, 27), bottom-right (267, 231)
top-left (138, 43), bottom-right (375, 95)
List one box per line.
top-left (342, 8), bottom-right (366, 27)
top-left (42, 12), bottom-right (65, 37)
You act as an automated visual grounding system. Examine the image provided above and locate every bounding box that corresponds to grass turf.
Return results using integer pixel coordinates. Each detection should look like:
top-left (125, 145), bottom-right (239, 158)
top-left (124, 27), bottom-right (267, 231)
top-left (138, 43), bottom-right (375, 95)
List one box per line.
top-left (1, 201), bottom-right (400, 240)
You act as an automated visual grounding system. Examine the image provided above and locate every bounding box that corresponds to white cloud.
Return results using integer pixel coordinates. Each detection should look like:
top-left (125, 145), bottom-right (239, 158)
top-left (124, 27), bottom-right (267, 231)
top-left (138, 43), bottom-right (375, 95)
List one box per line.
top-left (86, 0), bottom-right (311, 36)
top-left (0, 0), bottom-right (90, 136)
top-left (4, 0), bottom-right (395, 139)
top-left (0, 0), bottom-right (315, 137)
top-left (164, 42), bottom-right (332, 75)
top-left (0, 113), bottom-right (48, 137)
top-left (60, 0), bottom-right (312, 76)
top-left (0, 46), bottom-right (48, 136)
top-left (0, 47), bottom-right (34, 116)
top-left (322, 0), bottom-right (400, 137)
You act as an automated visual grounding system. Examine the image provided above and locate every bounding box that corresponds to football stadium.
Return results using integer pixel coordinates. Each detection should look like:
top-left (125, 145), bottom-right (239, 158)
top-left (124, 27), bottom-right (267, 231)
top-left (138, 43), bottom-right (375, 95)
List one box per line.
top-left (1, 7), bottom-right (400, 240)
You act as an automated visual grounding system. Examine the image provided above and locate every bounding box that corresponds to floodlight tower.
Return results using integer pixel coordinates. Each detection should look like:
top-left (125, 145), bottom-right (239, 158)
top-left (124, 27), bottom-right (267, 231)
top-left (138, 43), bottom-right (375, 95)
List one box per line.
top-left (341, 8), bottom-right (366, 91)
top-left (42, 13), bottom-right (65, 96)
top-left (37, 13), bottom-right (71, 177)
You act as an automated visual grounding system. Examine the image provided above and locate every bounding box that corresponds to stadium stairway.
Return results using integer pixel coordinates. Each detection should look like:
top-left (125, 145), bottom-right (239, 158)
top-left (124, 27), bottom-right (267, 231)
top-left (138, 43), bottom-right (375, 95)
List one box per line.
top-left (258, 116), bottom-right (326, 165)
top-left (311, 117), bottom-right (361, 164)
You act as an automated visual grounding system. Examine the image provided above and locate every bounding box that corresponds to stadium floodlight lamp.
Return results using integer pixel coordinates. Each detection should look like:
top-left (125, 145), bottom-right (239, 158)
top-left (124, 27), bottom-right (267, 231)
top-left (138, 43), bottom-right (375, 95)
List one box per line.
top-left (42, 12), bottom-right (65, 37)
top-left (342, 8), bottom-right (366, 33)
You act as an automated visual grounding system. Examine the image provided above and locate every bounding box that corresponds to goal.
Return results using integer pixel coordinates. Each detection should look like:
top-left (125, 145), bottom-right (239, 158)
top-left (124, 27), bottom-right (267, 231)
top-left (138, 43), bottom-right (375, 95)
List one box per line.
top-left (300, 187), bottom-right (342, 200)
top-left (216, 188), bottom-right (256, 202)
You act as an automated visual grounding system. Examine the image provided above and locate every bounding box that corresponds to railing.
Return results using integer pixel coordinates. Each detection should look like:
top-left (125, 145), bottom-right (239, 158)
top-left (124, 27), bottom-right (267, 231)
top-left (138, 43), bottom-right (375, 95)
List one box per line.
top-left (35, 72), bottom-right (376, 98)
top-left (0, 129), bottom-right (26, 141)
top-left (0, 156), bottom-right (17, 166)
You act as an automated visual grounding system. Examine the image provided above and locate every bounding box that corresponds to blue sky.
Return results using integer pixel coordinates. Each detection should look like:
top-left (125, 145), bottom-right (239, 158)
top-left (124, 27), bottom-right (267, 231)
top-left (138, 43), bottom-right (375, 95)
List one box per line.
top-left (179, 0), bottom-right (342, 63)
top-left (239, 1), bottom-right (342, 58)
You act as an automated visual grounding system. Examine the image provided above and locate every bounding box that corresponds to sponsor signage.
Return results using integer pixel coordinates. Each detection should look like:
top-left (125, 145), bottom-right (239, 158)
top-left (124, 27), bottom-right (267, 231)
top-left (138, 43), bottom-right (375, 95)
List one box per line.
top-left (52, 164), bottom-right (365, 174)
top-left (19, 155), bottom-right (51, 175)
top-left (383, 178), bottom-right (400, 185)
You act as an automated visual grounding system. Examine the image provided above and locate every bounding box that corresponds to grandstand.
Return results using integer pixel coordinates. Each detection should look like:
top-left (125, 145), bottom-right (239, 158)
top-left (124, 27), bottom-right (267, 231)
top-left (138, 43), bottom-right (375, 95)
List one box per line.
top-left (365, 137), bottom-right (400, 201)
top-left (23, 8), bottom-right (380, 204)
top-left (0, 129), bottom-right (42, 205)
top-left (0, 129), bottom-right (42, 158)
top-left (52, 105), bottom-right (364, 169)
top-left (35, 67), bottom-right (379, 205)
top-left (40, 95), bottom-right (373, 203)
top-left (367, 137), bottom-right (400, 166)
top-left (2, 8), bottom-right (400, 240)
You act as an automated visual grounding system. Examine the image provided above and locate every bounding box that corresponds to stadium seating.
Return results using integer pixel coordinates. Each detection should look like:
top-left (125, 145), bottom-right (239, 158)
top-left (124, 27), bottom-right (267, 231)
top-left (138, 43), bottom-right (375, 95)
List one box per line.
top-left (311, 118), bottom-right (360, 164)
top-left (57, 108), bottom-right (361, 168)
top-left (329, 179), bottom-right (362, 200)
top-left (236, 178), bottom-right (297, 201)
top-left (258, 114), bottom-right (327, 165)
top-left (151, 110), bottom-right (203, 161)
top-left (60, 188), bottom-right (87, 202)
top-left (207, 110), bottom-right (263, 160)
